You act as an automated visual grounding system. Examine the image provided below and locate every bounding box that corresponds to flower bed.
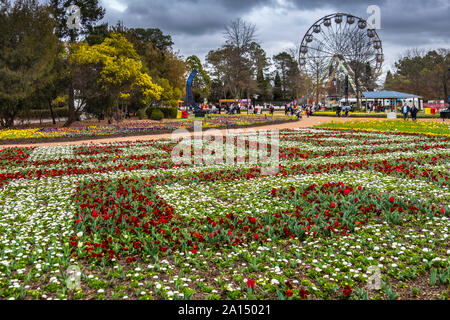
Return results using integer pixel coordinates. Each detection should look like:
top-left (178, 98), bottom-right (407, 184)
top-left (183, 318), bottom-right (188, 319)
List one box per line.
top-left (0, 128), bottom-right (448, 300)
top-left (0, 115), bottom-right (293, 144)
top-left (315, 120), bottom-right (450, 136)
top-left (313, 112), bottom-right (441, 119)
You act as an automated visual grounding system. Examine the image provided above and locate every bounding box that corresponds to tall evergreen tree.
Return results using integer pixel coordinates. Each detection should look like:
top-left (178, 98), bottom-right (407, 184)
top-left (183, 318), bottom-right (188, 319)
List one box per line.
top-left (273, 72), bottom-right (283, 101)
top-left (48, 0), bottom-right (105, 126)
top-left (0, 0), bottom-right (59, 127)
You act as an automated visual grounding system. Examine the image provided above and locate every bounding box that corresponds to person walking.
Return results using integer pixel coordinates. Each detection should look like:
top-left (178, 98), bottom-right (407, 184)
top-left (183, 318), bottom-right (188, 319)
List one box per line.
top-left (270, 104), bottom-right (275, 115)
top-left (410, 105), bottom-right (418, 121)
top-left (296, 107), bottom-right (302, 120)
top-left (344, 105), bottom-right (350, 117)
top-left (402, 104), bottom-right (410, 121)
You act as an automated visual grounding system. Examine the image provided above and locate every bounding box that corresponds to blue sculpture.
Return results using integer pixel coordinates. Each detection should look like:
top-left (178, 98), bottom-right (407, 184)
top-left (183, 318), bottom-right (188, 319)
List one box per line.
top-left (186, 69), bottom-right (199, 110)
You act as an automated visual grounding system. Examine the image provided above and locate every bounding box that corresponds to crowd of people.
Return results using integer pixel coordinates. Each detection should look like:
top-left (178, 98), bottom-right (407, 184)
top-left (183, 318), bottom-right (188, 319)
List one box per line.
top-left (188, 101), bottom-right (422, 122)
top-left (186, 102), bottom-right (332, 121)
top-left (199, 103), bottom-right (315, 119)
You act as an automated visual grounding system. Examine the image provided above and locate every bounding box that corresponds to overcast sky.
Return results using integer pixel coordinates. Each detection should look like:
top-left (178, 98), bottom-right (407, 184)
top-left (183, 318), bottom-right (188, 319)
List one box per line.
top-left (100, 0), bottom-right (449, 77)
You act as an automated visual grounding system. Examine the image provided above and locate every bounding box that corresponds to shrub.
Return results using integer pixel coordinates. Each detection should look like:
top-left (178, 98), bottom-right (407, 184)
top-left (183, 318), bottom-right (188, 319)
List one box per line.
top-left (137, 108), bottom-right (147, 120)
top-left (146, 107), bottom-right (155, 119)
top-left (150, 109), bottom-right (164, 121)
top-left (160, 107), bottom-right (178, 119)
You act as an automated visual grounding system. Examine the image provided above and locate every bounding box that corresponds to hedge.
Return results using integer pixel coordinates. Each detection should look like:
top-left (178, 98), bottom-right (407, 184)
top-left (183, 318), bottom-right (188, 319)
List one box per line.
top-left (19, 107), bottom-right (69, 120)
top-left (149, 109), bottom-right (164, 121)
top-left (146, 107), bottom-right (178, 120)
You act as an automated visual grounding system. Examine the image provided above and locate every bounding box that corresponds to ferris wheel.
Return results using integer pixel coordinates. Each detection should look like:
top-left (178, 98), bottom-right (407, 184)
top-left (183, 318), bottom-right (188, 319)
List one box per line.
top-left (299, 13), bottom-right (384, 93)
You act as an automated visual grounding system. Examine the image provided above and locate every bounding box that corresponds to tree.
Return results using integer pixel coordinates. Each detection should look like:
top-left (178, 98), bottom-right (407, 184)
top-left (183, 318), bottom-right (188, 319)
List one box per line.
top-left (49, 0), bottom-right (105, 126)
top-left (129, 28), bottom-right (174, 53)
top-left (273, 51), bottom-right (302, 101)
top-left (85, 23), bottom-right (110, 45)
top-left (223, 18), bottom-right (257, 99)
top-left (344, 30), bottom-right (381, 108)
top-left (0, 0), bottom-right (60, 127)
top-left (119, 26), bottom-right (186, 102)
top-left (70, 33), bottom-right (163, 123)
top-left (256, 67), bottom-right (271, 102)
top-left (273, 72), bottom-right (283, 101)
top-left (49, 0), bottom-right (105, 42)
top-left (26, 42), bottom-right (70, 125)
top-left (309, 49), bottom-right (329, 105)
top-left (384, 49), bottom-right (450, 101)
top-left (157, 78), bottom-right (182, 107)
top-left (206, 19), bottom-right (267, 101)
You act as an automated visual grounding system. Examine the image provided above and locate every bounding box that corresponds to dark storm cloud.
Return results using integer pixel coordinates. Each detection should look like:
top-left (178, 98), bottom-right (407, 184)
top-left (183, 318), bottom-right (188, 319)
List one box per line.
top-left (288, 0), bottom-right (387, 10)
top-left (100, 0), bottom-right (449, 69)
top-left (103, 0), bottom-right (273, 35)
top-left (378, 0), bottom-right (449, 46)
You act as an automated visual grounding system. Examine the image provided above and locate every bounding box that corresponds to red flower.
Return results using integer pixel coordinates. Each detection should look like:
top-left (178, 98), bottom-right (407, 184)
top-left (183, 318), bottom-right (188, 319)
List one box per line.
top-left (92, 209), bottom-right (98, 218)
top-left (358, 186), bottom-right (362, 191)
top-left (299, 288), bottom-right (310, 299)
top-left (440, 208), bottom-right (445, 214)
top-left (133, 241), bottom-right (141, 249)
top-left (343, 285), bottom-right (352, 297)
top-left (389, 197), bottom-right (395, 203)
top-left (249, 217), bottom-right (256, 224)
top-left (330, 202), bottom-right (336, 209)
top-left (271, 188), bottom-right (278, 197)
top-left (285, 289), bottom-right (293, 297)
top-left (254, 233), bottom-right (259, 240)
top-left (246, 279), bottom-right (255, 289)
top-left (344, 189), bottom-right (351, 196)
top-left (125, 257), bottom-right (136, 264)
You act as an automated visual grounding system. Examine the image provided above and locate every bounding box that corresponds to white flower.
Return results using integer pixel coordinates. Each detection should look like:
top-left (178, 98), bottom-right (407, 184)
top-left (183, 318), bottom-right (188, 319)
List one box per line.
top-left (271, 279), bottom-right (279, 285)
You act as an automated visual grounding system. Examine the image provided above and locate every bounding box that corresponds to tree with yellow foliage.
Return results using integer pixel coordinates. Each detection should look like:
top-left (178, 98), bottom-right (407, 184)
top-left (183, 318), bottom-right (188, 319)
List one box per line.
top-left (70, 33), bottom-right (163, 122)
